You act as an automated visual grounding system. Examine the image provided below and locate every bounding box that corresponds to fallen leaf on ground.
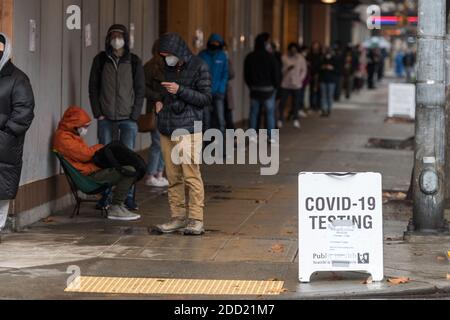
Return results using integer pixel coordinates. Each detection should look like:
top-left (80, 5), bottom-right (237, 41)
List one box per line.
top-left (267, 278), bottom-right (281, 282)
top-left (42, 217), bottom-right (54, 223)
top-left (388, 277), bottom-right (410, 285)
top-left (437, 256), bottom-right (446, 262)
top-left (270, 244), bottom-right (285, 253)
top-left (446, 274), bottom-right (450, 280)
top-left (447, 251), bottom-right (450, 259)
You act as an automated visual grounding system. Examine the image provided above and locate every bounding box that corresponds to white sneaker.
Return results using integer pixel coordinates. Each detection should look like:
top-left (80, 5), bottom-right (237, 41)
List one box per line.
top-left (157, 177), bottom-right (170, 188)
top-left (277, 120), bottom-right (284, 129)
top-left (146, 176), bottom-right (168, 188)
top-left (293, 120), bottom-right (301, 129)
top-left (298, 110), bottom-right (308, 118)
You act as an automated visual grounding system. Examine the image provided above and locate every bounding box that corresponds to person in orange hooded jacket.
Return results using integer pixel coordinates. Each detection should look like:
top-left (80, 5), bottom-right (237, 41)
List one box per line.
top-left (53, 106), bottom-right (141, 221)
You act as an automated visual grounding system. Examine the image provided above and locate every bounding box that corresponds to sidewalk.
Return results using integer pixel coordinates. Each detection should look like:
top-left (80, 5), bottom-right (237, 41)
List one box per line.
top-left (0, 80), bottom-right (449, 299)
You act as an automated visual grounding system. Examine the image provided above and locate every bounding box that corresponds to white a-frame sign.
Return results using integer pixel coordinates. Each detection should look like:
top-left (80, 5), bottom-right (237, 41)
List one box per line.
top-left (298, 172), bottom-right (384, 283)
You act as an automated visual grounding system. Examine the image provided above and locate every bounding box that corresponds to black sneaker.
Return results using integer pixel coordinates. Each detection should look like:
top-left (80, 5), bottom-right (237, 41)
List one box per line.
top-left (96, 192), bottom-right (112, 210)
top-left (124, 197), bottom-right (139, 211)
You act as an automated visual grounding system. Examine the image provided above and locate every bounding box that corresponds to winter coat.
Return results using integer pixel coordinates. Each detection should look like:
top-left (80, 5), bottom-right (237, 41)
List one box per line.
top-left (0, 33), bottom-right (35, 200)
top-left (199, 34), bottom-right (229, 95)
top-left (53, 107), bottom-right (103, 176)
top-left (244, 33), bottom-right (280, 100)
top-left (89, 24), bottom-right (145, 122)
top-left (281, 53), bottom-right (308, 90)
top-left (157, 33), bottom-right (212, 137)
top-left (319, 56), bottom-right (338, 84)
top-left (144, 40), bottom-right (166, 113)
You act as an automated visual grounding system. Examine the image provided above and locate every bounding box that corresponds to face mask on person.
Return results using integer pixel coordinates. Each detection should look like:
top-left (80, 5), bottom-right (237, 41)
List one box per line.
top-left (77, 127), bottom-right (88, 137)
top-left (209, 43), bottom-right (222, 51)
top-left (111, 37), bottom-right (125, 50)
top-left (165, 55), bottom-right (180, 67)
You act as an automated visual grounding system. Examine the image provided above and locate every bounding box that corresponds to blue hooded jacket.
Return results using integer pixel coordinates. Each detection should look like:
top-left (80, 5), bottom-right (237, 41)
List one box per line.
top-left (199, 34), bottom-right (229, 95)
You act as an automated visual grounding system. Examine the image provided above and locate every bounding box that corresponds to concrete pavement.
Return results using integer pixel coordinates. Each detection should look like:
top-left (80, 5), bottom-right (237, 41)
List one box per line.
top-left (0, 79), bottom-right (449, 299)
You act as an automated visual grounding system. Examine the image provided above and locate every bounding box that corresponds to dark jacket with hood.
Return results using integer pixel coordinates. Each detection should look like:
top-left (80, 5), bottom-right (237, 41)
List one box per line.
top-left (89, 24), bottom-right (145, 122)
top-left (244, 33), bottom-right (280, 100)
top-left (144, 39), bottom-right (166, 114)
top-left (0, 33), bottom-right (35, 200)
top-left (199, 34), bottom-right (229, 95)
top-left (157, 33), bottom-right (212, 136)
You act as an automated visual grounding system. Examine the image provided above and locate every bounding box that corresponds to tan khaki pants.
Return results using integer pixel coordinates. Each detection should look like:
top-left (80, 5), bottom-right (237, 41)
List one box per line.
top-left (160, 133), bottom-right (204, 221)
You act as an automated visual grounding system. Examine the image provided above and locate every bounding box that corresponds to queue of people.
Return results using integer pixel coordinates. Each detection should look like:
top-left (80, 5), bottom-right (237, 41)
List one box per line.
top-left (247, 35), bottom-right (386, 129)
top-left (0, 25), bottom-right (387, 238)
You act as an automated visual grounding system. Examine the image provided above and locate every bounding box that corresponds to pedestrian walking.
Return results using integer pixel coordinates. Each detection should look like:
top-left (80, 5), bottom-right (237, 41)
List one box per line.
top-left (0, 33), bottom-right (35, 237)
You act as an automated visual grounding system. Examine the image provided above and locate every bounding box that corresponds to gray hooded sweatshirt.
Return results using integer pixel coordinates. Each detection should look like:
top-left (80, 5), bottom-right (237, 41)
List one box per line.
top-left (0, 33), bottom-right (12, 72)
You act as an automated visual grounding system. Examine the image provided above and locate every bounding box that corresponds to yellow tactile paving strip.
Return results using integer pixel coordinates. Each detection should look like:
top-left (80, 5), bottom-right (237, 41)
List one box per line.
top-left (65, 277), bottom-right (285, 296)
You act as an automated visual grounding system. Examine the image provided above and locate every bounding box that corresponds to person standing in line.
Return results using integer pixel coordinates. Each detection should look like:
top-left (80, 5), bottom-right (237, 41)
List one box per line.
top-left (153, 33), bottom-right (212, 236)
top-left (319, 49), bottom-right (338, 118)
top-left (89, 24), bottom-right (146, 211)
top-left (224, 44), bottom-right (236, 130)
top-left (144, 39), bottom-right (170, 188)
top-left (244, 33), bottom-right (280, 144)
top-left (277, 43), bottom-right (307, 129)
top-left (403, 49), bottom-right (416, 83)
top-left (308, 42), bottom-right (323, 113)
top-left (199, 34), bottom-right (229, 150)
top-left (366, 48), bottom-right (379, 89)
top-left (0, 33), bottom-right (35, 239)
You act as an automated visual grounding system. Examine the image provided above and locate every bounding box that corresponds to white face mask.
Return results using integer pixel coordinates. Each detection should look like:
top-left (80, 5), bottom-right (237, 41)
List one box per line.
top-left (78, 127), bottom-right (88, 137)
top-left (165, 55), bottom-right (180, 67)
top-left (111, 38), bottom-right (125, 50)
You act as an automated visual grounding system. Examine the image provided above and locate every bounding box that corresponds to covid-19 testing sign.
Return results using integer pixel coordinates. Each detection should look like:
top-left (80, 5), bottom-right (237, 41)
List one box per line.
top-left (298, 173), bottom-right (384, 283)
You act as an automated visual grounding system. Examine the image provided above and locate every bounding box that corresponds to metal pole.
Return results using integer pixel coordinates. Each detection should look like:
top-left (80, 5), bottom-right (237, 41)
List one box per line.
top-left (408, 0), bottom-right (449, 235)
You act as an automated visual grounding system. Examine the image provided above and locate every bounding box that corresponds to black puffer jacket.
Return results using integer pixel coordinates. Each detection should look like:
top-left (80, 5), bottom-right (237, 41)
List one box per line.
top-left (157, 33), bottom-right (212, 136)
top-left (0, 39), bottom-right (35, 200)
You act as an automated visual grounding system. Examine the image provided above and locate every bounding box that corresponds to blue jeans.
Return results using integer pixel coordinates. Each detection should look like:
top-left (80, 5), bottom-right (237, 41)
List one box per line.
top-left (98, 119), bottom-right (138, 199)
top-left (279, 88), bottom-right (303, 122)
top-left (211, 94), bottom-right (226, 135)
top-left (249, 93), bottom-right (276, 138)
top-left (147, 129), bottom-right (165, 175)
top-left (320, 83), bottom-right (336, 114)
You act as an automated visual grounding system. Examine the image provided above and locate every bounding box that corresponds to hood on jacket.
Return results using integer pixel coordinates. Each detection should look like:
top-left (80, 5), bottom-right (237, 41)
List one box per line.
top-left (159, 33), bottom-right (193, 63)
top-left (58, 106), bottom-right (92, 132)
top-left (0, 33), bottom-right (12, 72)
top-left (254, 33), bottom-right (270, 52)
top-left (207, 34), bottom-right (225, 47)
top-left (105, 24), bottom-right (130, 56)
